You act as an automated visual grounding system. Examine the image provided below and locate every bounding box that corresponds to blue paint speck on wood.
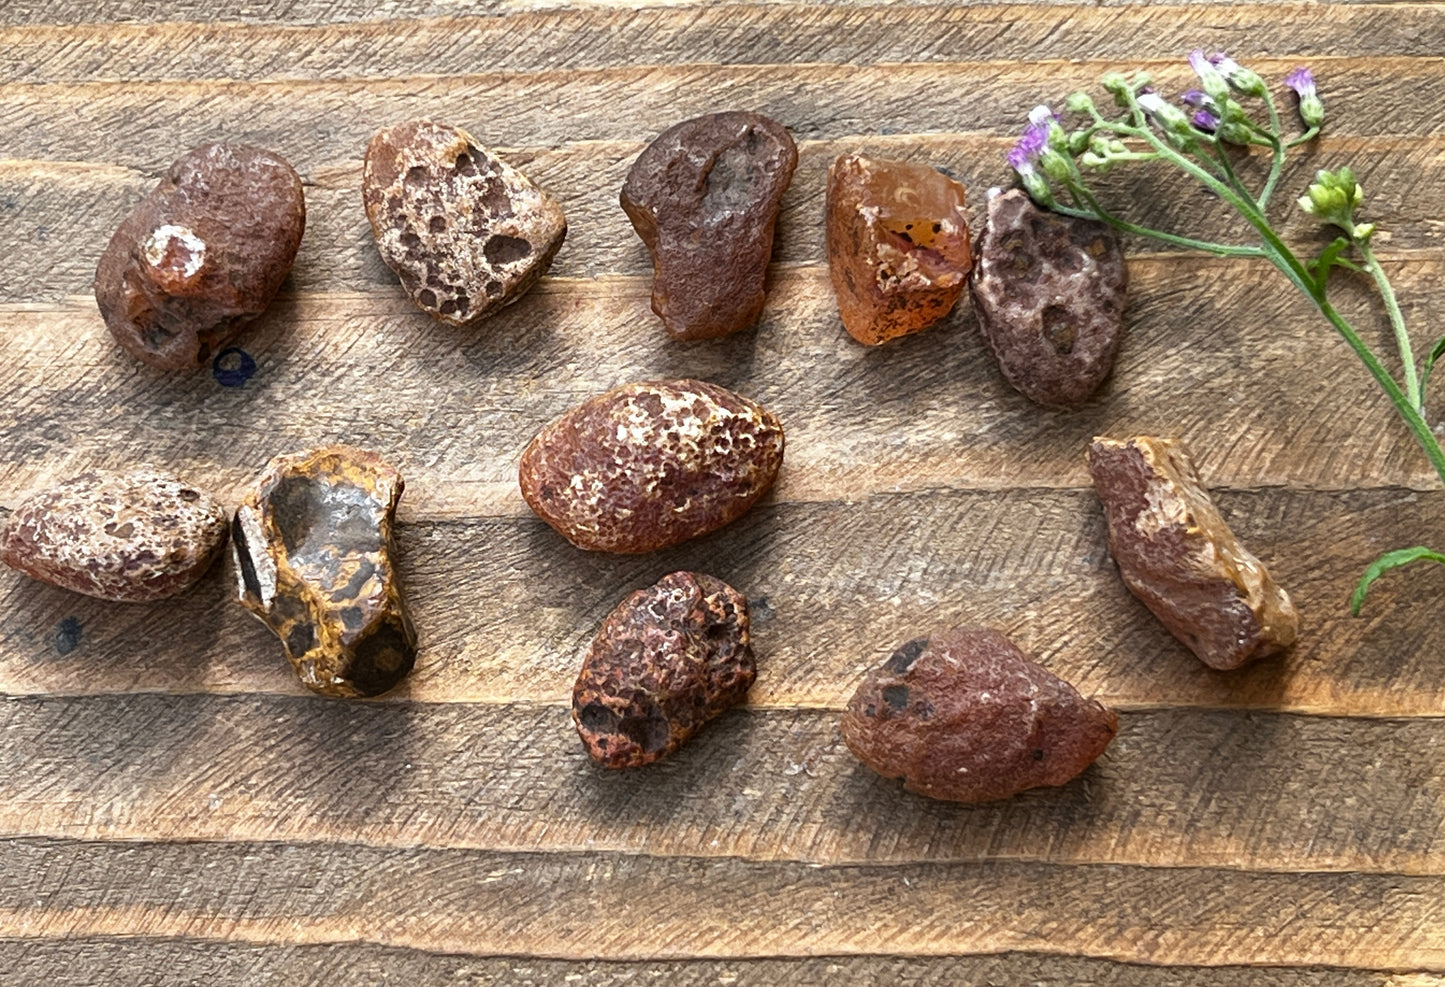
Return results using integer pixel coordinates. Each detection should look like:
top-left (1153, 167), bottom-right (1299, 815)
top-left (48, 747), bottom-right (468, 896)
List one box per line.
top-left (213, 347), bottom-right (257, 387)
top-left (54, 617), bottom-right (82, 655)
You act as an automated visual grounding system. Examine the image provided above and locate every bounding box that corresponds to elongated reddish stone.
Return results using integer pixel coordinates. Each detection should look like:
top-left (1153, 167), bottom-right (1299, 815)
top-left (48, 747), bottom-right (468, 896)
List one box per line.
top-left (621, 111), bottom-right (797, 340)
top-left (1088, 435), bottom-right (1298, 670)
top-left (231, 446), bottom-right (417, 698)
top-left (842, 627), bottom-right (1118, 803)
top-left (826, 154), bottom-right (973, 345)
top-left (95, 143), bottom-right (305, 370)
top-left (519, 379), bottom-right (785, 553)
top-left (970, 188), bottom-right (1127, 407)
top-left (363, 120), bottom-right (567, 325)
top-left (574, 571), bottom-right (755, 768)
top-left (1, 470), bottom-right (227, 602)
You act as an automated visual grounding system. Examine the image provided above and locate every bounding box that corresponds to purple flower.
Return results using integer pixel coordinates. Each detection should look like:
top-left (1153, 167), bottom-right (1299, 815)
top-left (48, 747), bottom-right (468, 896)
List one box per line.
top-left (1208, 51), bottom-right (1267, 96)
top-left (1007, 122), bottom-right (1049, 174)
top-left (1192, 109), bottom-right (1220, 133)
top-left (1028, 104), bottom-right (1059, 128)
top-left (1285, 66), bottom-right (1316, 100)
top-left (1188, 49), bottom-right (1213, 78)
top-left (1286, 65), bottom-right (1324, 128)
top-left (1182, 89), bottom-right (1210, 108)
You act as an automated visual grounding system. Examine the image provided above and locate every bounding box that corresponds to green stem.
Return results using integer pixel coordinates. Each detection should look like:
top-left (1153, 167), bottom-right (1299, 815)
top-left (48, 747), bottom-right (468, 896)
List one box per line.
top-left (1358, 239), bottom-right (1421, 413)
top-left (1052, 185), bottom-right (1263, 257)
top-left (1257, 89), bottom-right (1286, 209)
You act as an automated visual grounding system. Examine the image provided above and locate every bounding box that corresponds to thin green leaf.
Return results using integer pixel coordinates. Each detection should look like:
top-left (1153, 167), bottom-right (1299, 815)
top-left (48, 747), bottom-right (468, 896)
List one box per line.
top-left (1419, 335), bottom-right (1445, 398)
top-left (1350, 546), bottom-right (1445, 615)
top-left (1306, 236), bottom-right (1352, 291)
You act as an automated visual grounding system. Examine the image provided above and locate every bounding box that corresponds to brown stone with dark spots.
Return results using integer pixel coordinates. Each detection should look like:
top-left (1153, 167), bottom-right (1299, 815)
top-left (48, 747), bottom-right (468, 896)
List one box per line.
top-left (363, 120), bottom-right (566, 325)
top-left (841, 627), bottom-right (1117, 803)
top-left (1, 470), bottom-right (227, 602)
top-left (573, 571), bottom-right (755, 768)
top-left (231, 445), bottom-right (417, 698)
top-left (1088, 435), bottom-right (1298, 670)
top-left (94, 143), bottom-right (305, 370)
top-left (519, 379), bottom-right (785, 553)
top-left (969, 188), bottom-right (1127, 407)
top-left (826, 154), bottom-right (973, 345)
top-left (621, 111), bottom-right (797, 340)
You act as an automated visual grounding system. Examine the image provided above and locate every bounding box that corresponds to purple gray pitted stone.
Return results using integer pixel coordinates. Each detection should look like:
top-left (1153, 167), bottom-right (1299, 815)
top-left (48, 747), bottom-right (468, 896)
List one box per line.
top-left (621, 111), bottom-right (798, 340)
top-left (94, 144), bottom-right (306, 370)
top-left (969, 188), bottom-right (1128, 408)
top-left (1, 470), bottom-right (228, 602)
top-left (363, 120), bottom-right (567, 325)
top-left (573, 571), bottom-right (756, 768)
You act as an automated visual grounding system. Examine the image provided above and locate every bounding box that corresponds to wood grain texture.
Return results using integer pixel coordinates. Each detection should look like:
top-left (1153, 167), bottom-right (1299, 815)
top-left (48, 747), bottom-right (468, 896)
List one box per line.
top-left (3, 695), bottom-right (1444, 874)
top-left (5, 838), bottom-right (1445, 969)
top-left (3, 0), bottom-right (1444, 980)
top-left (0, 940), bottom-right (1409, 987)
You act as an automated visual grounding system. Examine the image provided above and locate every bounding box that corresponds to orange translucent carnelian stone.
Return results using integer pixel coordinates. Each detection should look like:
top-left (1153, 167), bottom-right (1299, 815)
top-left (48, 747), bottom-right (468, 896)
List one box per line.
top-left (825, 154), bottom-right (974, 346)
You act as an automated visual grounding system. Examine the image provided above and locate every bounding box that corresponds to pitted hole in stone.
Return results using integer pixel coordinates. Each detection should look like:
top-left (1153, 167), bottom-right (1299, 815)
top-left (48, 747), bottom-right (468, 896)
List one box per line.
top-left (884, 637), bottom-right (927, 674)
top-left (418, 288), bottom-right (438, 308)
top-left (619, 709), bottom-right (672, 753)
top-left (485, 281), bottom-right (503, 298)
top-left (428, 216), bottom-right (448, 234)
top-left (404, 165), bottom-right (428, 187)
top-left (178, 489), bottom-right (201, 502)
top-left (400, 231), bottom-right (423, 251)
top-left (347, 620), bottom-right (415, 696)
top-left (483, 235), bottom-right (533, 266)
top-left (579, 701), bottom-right (620, 734)
top-left (104, 521), bottom-right (136, 539)
top-left (1042, 305), bottom-right (1076, 355)
top-left (454, 152), bottom-right (473, 173)
top-left (285, 622), bottom-right (316, 658)
top-left (882, 684), bottom-right (910, 711)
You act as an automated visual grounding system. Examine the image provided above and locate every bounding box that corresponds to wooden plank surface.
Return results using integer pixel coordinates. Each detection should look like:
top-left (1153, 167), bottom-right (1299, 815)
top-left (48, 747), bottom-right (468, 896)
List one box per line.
top-left (3, 1), bottom-right (1445, 983)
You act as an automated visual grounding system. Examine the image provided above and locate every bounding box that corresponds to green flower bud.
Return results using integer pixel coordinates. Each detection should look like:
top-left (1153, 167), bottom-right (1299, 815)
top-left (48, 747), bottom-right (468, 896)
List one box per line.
top-left (1020, 168), bottom-right (1055, 207)
top-left (1065, 91), bottom-right (1096, 114)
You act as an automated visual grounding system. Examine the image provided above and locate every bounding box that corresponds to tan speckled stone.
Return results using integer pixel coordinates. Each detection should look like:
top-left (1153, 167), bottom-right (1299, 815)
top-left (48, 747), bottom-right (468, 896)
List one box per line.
top-left (519, 379), bottom-right (785, 553)
top-left (363, 120), bottom-right (567, 325)
top-left (1, 470), bottom-right (228, 602)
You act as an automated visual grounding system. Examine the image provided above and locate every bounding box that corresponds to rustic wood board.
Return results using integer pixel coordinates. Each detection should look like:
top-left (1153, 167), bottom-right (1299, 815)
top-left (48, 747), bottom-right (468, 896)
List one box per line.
top-left (3, 2), bottom-right (1444, 983)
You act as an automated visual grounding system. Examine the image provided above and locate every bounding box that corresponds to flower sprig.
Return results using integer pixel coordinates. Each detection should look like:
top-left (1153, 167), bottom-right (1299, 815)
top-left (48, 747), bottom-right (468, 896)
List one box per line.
top-left (1008, 54), bottom-right (1445, 615)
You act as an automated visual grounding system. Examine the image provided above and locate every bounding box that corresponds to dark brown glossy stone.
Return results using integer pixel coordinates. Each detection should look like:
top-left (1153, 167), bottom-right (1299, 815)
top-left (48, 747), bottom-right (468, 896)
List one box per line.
top-left (1088, 435), bottom-right (1298, 671)
top-left (621, 111), bottom-right (797, 340)
top-left (518, 379), bottom-right (785, 554)
top-left (94, 144), bottom-right (305, 370)
top-left (841, 627), bottom-right (1118, 803)
top-left (363, 120), bottom-right (567, 325)
top-left (969, 187), bottom-right (1127, 408)
top-left (573, 571), bottom-right (755, 768)
top-left (1, 470), bottom-right (227, 602)
top-left (231, 445), bottom-right (417, 698)
top-left (826, 154), bottom-right (973, 346)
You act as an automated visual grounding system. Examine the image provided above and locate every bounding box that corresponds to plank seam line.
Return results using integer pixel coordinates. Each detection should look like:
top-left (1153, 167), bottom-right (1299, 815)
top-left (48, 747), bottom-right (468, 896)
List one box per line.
top-left (2, 52), bottom-right (1442, 93)
top-left (0, 835), bottom-right (1441, 881)
top-left (2, 693), bottom-right (1441, 720)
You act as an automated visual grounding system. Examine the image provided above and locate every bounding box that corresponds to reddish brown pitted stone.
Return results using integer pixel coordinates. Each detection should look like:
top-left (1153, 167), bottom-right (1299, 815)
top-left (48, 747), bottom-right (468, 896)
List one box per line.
top-left (841, 627), bottom-right (1118, 803)
top-left (94, 144), bottom-right (305, 370)
top-left (621, 111), bottom-right (797, 340)
top-left (363, 120), bottom-right (567, 325)
top-left (519, 379), bottom-right (785, 554)
top-left (573, 571), bottom-right (755, 768)
top-left (969, 187), bottom-right (1127, 408)
top-left (1088, 436), bottom-right (1298, 670)
top-left (1, 470), bottom-right (227, 602)
top-left (231, 446), bottom-right (417, 698)
top-left (826, 154), bottom-right (973, 345)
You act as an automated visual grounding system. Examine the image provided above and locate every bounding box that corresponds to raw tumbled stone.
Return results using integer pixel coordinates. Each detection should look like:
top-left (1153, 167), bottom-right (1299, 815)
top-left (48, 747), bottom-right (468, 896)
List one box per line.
top-left (970, 187), bottom-right (1127, 408)
top-left (363, 120), bottom-right (567, 325)
top-left (1088, 436), bottom-right (1298, 670)
top-left (519, 379), bottom-right (785, 553)
top-left (574, 571), bottom-right (755, 768)
top-left (841, 627), bottom-right (1118, 803)
top-left (826, 154), bottom-right (973, 345)
top-left (621, 111), bottom-right (797, 340)
top-left (231, 445), bottom-right (417, 698)
top-left (95, 144), bottom-right (305, 370)
top-left (1, 470), bottom-right (228, 602)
